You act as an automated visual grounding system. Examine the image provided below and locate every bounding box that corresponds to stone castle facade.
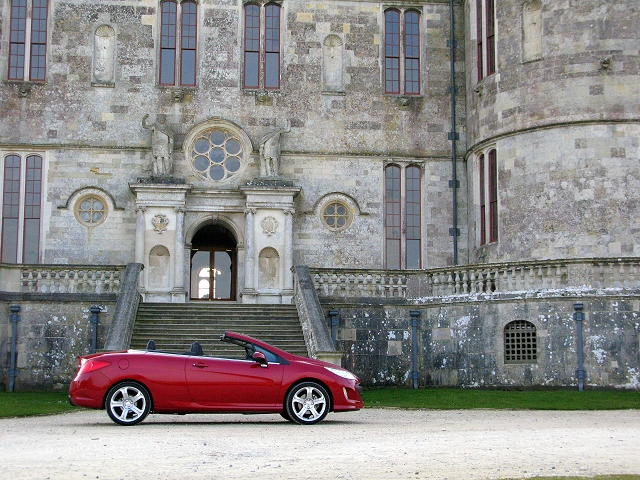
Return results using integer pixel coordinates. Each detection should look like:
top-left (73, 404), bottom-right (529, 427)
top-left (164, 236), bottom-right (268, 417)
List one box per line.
top-left (1, 0), bottom-right (639, 389)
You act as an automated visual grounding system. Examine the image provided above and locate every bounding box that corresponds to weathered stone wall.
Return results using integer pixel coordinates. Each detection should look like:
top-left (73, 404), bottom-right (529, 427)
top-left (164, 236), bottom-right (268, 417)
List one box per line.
top-left (463, 0), bottom-right (640, 264)
top-left (466, 124), bottom-right (640, 263)
top-left (465, 0), bottom-right (639, 144)
top-left (0, 0), bottom-right (465, 270)
top-left (327, 292), bottom-right (640, 389)
top-left (0, 296), bottom-right (116, 391)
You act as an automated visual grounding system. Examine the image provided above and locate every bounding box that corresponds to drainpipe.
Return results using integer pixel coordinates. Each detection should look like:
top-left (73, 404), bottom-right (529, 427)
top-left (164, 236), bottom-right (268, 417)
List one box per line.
top-left (573, 303), bottom-right (586, 391)
top-left (8, 305), bottom-right (20, 392)
top-left (448, 0), bottom-right (460, 265)
top-left (89, 306), bottom-right (102, 354)
top-left (410, 310), bottom-right (420, 389)
top-left (328, 310), bottom-right (339, 347)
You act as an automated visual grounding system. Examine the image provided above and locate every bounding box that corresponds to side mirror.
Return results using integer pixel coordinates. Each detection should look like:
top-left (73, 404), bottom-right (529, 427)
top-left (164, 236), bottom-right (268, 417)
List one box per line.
top-left (253, 351), bottom-right (268, 367)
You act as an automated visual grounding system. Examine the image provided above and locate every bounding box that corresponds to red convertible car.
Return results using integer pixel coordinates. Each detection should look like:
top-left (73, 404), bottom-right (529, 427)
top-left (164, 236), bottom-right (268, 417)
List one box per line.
top-left (69, 331), bottom-right (363, 426)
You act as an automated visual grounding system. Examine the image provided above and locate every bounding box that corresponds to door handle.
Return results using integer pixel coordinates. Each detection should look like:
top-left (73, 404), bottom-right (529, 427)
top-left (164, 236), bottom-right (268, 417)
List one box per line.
top-left (192, 362), bottom-right (208, 368)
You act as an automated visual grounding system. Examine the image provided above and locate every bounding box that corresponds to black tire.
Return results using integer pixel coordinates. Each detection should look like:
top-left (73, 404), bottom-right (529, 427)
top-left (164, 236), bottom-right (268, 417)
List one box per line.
top-left (105, 381), bottom-right (151, 426)
top-left (285, 381), bottom-right (330, 425)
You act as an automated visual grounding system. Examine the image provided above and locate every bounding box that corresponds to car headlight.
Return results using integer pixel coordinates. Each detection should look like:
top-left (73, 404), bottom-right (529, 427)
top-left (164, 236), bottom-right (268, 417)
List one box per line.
top-left (324, 366), bottom-right (358, 381)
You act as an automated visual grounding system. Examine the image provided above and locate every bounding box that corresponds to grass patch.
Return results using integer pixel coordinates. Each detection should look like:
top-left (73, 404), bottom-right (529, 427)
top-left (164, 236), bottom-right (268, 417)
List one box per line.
top-left (0, 391), bottom-right (78, 418)
top-left (361, 387), bottom-right (640, 410)
top-left (509, 477), bottom-right (640, 480)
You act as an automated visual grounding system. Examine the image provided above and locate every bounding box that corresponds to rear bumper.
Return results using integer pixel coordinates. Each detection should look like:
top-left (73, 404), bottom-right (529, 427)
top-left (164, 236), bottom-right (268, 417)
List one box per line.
top-left (68, 371), bottom-right (111, 409)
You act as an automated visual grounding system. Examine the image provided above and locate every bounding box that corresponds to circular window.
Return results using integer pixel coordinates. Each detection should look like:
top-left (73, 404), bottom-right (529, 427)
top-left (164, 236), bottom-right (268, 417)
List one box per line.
top-left (75, 195), bottom-right (107, 226)
top-left (190, 128), bottom-right (245, 181)
top-left (321, 201), bottom-right (352, 231)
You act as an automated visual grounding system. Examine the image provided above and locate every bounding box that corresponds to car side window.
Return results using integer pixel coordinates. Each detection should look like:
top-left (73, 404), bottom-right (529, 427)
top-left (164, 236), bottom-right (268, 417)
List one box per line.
top-left (253, 345), bottom-right (279, 363)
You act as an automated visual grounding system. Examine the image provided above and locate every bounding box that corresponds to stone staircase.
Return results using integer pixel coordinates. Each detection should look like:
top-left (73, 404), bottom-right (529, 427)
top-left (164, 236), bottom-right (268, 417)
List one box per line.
top-left (129, 303), bottom-right (309, 358)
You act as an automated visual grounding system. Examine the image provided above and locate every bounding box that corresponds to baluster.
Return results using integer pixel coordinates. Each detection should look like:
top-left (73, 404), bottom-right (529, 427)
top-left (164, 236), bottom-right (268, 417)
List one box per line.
top-left (468, 269), bottom-right (476, 294)
top-left (61, 270), bottom-right (70, 293)
top-left (608, 263), bottom-right (615, 288)
top-left (527, 266), bottom-right (535, 290)
top-left (27, 270), bottom-right (35, 292)
top-left (444, 271), bottom-right (453, 296)
top-left (629, 263), bottom-right (637, 289)
top-left (462, 270), bottom-right (469, 294)
top-left (619, 263), bottom-right (627, 288)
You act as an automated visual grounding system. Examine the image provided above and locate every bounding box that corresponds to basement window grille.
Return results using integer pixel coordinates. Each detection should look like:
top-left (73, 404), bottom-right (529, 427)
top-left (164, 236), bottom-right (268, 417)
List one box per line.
top-left (504, 320), bottom-right (537, 364)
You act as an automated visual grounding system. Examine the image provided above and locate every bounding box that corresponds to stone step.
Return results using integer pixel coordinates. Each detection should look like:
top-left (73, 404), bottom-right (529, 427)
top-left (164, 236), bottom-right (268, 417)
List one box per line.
top-left (130, 302), bottom-right (308, 357)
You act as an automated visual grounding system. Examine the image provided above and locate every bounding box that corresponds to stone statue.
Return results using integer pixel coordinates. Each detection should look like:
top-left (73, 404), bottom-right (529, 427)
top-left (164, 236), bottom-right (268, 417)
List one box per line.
top-left (142, 114), bottom-right (174, 176)
top-left (259, 120), bottom-right (290, 177)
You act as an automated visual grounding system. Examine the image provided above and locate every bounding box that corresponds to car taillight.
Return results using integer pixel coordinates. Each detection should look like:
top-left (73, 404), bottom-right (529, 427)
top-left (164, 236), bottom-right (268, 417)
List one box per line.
top-left (78, 359), bottom-right (111, 375)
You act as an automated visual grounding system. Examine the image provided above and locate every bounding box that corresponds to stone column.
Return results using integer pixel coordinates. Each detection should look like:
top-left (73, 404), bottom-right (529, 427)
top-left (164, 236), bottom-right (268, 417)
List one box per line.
top-left (243, 208), bottom-right (257, 302)
top-left (282, 208), bottom-right (295, 302)
top-left (135, 206), bottom-right (146, 263)
top-left (172, 206), bottom-right (186, 302)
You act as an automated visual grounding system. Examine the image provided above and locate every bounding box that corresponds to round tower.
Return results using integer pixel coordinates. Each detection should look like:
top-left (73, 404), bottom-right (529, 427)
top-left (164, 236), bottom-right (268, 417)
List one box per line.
top-left (464, 0), bottom-right (640, 263)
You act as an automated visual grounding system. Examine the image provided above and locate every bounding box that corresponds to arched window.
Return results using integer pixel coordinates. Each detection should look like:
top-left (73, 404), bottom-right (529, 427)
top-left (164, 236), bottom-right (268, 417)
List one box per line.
top-left (159, 0), bottom-right (198, 86)
top-left (504, 320), bottom-right (537, 364)
top-left (385, 164), bottom-right (421, 269)
top-left (476, 0), bottom-right (496, 81)
top-left (1, 154), bottom-right (43, 263)
top-left (384, 8), bottom-right (421, 95)
top-left (243, 3), bottom-right (281, 89)
top-left (478, 148), bottom-right (498, 245)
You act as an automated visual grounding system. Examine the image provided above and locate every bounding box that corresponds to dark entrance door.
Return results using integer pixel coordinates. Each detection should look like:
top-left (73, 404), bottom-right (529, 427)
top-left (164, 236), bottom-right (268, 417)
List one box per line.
top-left (190, 225), bottom-right (237, 301)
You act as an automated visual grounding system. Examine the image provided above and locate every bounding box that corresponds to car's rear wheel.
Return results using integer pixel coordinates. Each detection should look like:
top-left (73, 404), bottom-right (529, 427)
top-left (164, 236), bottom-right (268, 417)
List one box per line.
top-left (105, 381), bottom-right (151, 426)
top-left (285, 381), bottom-right (330, 425)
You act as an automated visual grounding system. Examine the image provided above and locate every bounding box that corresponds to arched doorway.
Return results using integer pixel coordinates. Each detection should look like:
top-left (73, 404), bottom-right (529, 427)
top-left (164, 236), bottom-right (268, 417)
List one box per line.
top-left (190, 225), bottom-right (237, 301)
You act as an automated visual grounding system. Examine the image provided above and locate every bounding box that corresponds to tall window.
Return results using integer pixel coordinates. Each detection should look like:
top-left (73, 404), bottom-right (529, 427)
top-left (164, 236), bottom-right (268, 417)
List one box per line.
top-left (385, 164), bottom-right (422, 269)
top-left (384, 9), bottom-right (421, 95)
top-left (8, 0), bottom-right (49, 82)
top-left (244, 3), bottom-right (281, 90)
top-left (1, 154), bottom-right (43, 263)
top-left (478, 149), bottom-right (498, 245)
top-left (159, 0), bottom-right (198, 87)
top-left (476, 0), bottom-right (496, 81)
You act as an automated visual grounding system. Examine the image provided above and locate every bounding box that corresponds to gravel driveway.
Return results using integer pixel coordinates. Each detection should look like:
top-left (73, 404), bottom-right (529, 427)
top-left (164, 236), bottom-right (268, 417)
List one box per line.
top-left (1, 408), bottom-right (639, 479)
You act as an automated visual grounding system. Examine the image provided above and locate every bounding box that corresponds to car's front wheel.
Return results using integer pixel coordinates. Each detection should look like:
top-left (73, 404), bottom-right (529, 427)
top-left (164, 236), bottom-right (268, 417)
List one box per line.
top-left (285, 381), bottom-right (330, 425)
top-left (105, 381), bottom-right (151, 426)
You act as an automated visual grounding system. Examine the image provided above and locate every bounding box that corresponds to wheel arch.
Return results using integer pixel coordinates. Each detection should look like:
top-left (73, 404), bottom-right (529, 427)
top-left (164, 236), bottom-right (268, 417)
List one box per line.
top-left (102, 379), bottom-right (155, 412)
top-left (283, 378), bottom-right (334, 412)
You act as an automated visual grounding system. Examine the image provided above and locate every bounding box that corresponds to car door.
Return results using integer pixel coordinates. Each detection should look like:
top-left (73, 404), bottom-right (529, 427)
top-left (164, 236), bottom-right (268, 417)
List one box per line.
top-left (185, 356), bottom-right (284, 409)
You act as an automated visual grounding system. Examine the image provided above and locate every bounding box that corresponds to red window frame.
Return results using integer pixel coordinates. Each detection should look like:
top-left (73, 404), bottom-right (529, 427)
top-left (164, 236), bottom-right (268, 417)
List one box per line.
top-left (479, 154), bottom-right (486, 245)
top-left (384, 9), bottom-right (400, 94)
top-left (159, 0), bottom-right (177, 86)
top-left (405, 165), bottom-right (421, 269)
top-left (1, 154), bottom-right (42, 263)
top-left (23, 155), bottom-right (42, 263)
top-left (385, 165), bottom-right (402, 269)
top-left (485, 0), bottom-right (496, 75)
top-left (488, 149), bottom-right (498, 242)
top-left (1, 155), bottom-right (22, 262)
top-left (476, 0), bottom-right (483, 81)
top-left (159, 0), bottom-right (198, 87)
top-left (243, 3), bottom-right (281, 90)
top-left (8, 0), bottom-right (49, 82)
top-left (404, 11), bottom-right (420, 95)
top-left (384, 9), bottom-right (421, 95)
top-left (180, 1), bottom-right (198, 87)
top-left (264, 4), bottom-right (281, 89)
top-left (385, 164), bottom-right (422, 269)
top-left (243, 4), bottom-right (261, 89)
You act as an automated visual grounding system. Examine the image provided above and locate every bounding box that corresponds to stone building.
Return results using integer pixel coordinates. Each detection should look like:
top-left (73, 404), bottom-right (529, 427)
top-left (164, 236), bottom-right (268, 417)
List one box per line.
top-left (0, 0), bottom-right (638, 390)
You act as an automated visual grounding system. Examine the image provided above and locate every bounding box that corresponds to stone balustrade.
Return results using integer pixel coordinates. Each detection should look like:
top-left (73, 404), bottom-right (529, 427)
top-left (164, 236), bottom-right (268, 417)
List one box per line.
top-left (310, 257), bottom-right (640, 299)
top-left (20, 266), bottom-right (125, 294)
top-left (311, 269), bottom-right (407, 298)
